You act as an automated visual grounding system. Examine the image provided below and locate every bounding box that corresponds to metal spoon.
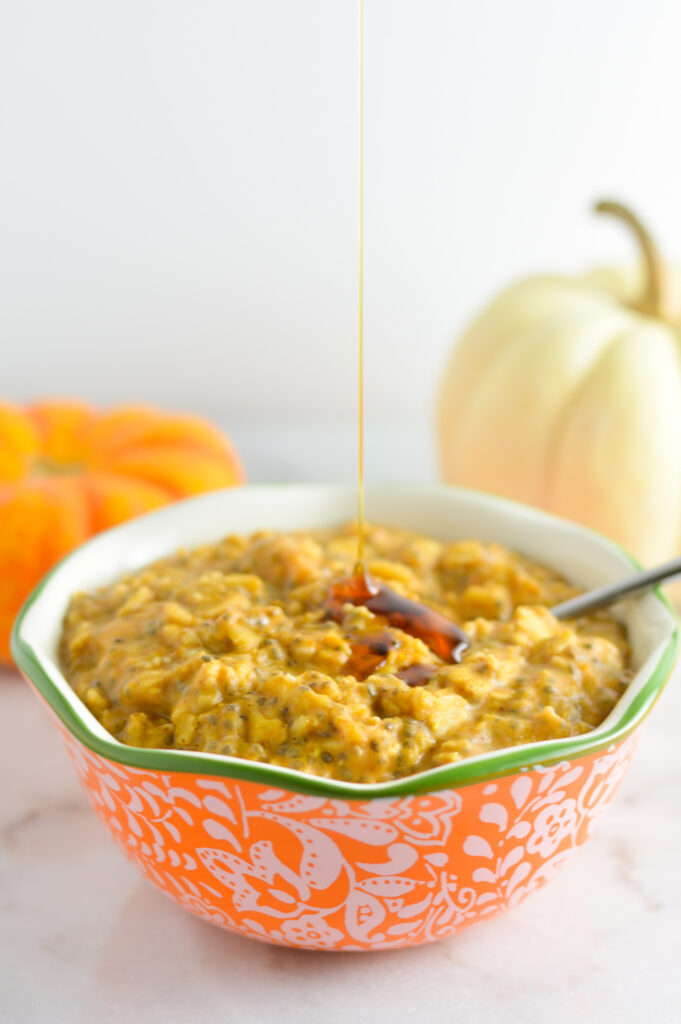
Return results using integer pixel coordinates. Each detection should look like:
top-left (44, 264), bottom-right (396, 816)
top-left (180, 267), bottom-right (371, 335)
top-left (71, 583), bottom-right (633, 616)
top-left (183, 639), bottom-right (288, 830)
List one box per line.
top-left (336, 556), bottom-right (680, 674)
top-left (551, 555), bottom-right (681, 620)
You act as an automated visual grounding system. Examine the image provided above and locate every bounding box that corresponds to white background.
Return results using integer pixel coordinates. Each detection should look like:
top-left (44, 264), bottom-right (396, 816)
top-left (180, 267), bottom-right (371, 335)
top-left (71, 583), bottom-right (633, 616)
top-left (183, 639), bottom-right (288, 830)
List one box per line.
top-left (3, 8), bottom-right (681, 1018)
top-left (2, 0), bottom-right (681, 456)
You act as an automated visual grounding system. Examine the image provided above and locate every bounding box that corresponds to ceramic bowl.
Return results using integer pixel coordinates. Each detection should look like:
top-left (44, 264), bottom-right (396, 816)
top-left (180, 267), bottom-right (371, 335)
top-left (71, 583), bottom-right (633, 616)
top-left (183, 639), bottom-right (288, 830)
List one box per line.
top-left (12, 484), bottom-right (678, 951)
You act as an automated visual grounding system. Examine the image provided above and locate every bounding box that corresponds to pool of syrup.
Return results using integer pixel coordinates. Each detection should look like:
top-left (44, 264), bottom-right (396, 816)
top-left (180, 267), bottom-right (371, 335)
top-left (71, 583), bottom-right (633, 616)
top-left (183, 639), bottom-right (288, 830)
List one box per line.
top-left (325, 567), bottom-right (469, 684)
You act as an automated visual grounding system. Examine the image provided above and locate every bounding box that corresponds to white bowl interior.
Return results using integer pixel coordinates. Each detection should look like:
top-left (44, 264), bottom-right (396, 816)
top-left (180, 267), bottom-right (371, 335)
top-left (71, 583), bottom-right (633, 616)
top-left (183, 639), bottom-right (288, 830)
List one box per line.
top-left (19, 483), bottom-right (677, 748)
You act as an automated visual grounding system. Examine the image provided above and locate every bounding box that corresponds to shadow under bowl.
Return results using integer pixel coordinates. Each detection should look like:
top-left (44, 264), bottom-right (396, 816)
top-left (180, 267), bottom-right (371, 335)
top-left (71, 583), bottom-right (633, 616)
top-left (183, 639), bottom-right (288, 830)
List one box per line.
top-left (12, 484), bottom-right (679, 950)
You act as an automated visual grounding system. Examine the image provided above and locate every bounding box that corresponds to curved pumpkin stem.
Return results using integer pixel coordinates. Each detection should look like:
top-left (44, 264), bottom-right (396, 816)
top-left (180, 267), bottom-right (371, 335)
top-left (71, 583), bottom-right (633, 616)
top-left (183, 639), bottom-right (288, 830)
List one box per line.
top-left (594, 199), bottom-right (668, 319)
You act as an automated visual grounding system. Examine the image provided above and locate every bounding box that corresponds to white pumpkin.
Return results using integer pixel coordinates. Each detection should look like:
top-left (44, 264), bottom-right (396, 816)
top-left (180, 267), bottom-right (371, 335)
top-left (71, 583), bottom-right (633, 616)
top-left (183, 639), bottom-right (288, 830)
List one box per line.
top-left (437, 201), bottom-right (681, 565)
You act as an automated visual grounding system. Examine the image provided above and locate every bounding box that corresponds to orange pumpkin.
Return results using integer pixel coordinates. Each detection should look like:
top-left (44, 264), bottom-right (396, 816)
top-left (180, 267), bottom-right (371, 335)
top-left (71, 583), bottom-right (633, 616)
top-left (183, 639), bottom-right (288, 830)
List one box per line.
top-left (0, 400), bottom-right (245, 663)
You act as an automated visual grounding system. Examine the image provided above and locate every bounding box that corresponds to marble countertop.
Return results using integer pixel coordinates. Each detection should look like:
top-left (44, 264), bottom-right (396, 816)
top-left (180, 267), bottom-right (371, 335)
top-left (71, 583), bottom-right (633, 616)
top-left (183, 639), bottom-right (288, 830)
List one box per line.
top-left (2, 418), bottom-right (680, 1023)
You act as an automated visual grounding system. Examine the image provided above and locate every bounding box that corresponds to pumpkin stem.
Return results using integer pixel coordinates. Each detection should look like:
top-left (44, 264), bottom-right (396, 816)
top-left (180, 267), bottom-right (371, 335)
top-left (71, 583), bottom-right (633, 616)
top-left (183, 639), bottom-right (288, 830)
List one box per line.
top-left (594, 199), bottom-right (667, 319)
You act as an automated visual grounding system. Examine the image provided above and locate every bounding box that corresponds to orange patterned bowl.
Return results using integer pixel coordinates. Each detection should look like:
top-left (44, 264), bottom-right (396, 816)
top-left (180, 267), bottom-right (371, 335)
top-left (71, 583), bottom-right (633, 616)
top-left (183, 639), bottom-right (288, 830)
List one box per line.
top-left (11, 484), bottom-right (678, 950)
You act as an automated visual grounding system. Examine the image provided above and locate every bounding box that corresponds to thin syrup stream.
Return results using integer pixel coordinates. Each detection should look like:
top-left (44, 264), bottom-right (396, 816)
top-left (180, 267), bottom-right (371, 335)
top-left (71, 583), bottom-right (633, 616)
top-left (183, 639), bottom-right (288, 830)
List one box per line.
top-left (356, 0), bottom-right (365, 571)
top-left (325, 0), bottom-right (469, 685)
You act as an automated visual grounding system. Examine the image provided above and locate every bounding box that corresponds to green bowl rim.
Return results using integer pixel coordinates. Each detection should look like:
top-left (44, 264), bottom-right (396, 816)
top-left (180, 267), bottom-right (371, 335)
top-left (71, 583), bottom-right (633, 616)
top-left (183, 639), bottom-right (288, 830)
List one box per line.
top-left (11, 483), bottom-right (680, 799)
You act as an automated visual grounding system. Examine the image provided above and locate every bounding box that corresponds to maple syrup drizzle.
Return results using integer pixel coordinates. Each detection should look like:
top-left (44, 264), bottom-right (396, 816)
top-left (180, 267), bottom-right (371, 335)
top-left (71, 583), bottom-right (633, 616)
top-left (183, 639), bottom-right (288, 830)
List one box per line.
top-left (396, 664), bottom-right (439, 688)
top-left (356, 0), bottom-right (365, 571)
top-left (343, 629), bottom-right (397, 681)
top-left (330, 2), bottom-right (468, 685)
top-left (325, 568), bottom-right (469, 682)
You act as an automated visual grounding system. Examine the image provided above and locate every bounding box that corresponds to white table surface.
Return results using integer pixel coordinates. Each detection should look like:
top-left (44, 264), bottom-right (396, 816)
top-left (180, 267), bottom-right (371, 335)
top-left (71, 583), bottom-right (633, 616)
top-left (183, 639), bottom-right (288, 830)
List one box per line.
top-left (1, 418), bottom-right (680, 1023)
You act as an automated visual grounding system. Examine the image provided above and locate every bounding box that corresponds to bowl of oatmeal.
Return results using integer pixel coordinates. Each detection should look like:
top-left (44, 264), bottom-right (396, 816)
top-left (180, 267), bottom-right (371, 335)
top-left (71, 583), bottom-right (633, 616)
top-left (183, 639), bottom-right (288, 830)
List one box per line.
top-left (12, 484), bottom-right (678, 950)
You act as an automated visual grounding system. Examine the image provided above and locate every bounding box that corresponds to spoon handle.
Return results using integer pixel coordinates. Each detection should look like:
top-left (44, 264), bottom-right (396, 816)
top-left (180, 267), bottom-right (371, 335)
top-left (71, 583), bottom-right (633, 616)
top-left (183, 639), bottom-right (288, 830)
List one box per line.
top-left (551, 555), bottom-right (681, 620)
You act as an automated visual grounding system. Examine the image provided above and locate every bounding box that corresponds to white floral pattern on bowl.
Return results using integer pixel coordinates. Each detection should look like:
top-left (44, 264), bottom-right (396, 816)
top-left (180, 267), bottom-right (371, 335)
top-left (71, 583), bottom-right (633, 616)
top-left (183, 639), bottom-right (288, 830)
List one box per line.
top-left (56, 717), bottom-right (638, 950)
top-left (13, 484), bottom-right (677, 949)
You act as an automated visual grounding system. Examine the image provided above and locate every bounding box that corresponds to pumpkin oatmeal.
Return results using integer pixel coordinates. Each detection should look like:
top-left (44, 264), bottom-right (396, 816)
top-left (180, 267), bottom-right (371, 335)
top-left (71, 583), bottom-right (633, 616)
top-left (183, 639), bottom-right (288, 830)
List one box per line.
top-left (59, 523), bottom-right (630, 783)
